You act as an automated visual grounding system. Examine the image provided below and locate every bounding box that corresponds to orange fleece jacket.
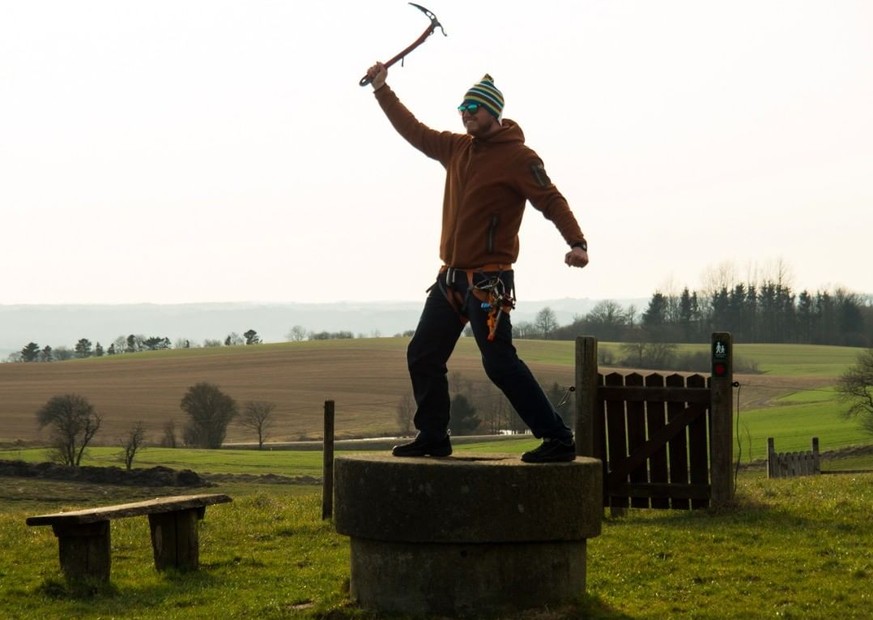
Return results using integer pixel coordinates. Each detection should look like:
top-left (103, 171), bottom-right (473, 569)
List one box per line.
top-left (374, 85), bottom-right (585, 270)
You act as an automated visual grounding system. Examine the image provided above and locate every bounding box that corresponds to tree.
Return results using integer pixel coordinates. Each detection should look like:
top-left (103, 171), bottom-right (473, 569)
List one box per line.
top-left (161, 420), bottom-right (178, 448)
top-left (225, 332), bottom-right (244, 346)
top-left (396, 392), bottom-right (416, 435)
top-left (126, 334), bottom-right (143, 353)
top-left (546, 382), bottom-right (575, 428)
top-left (287, 325), bottom-right (308, 342)
top-left (53, 346), bottom-right (74, 361)
top-left (621, 340), bottom-right (678, 369)
top-left (143, 336), bottom-right (171, 350)
top-left (836, 348), bottom-right (873, 435)
top-left (21, 342), bottom-right (40, 362)
top-left (582, 300), bottom-right (632, 341)
top-left (244, 329), bottom-right (261, 345)
top-left (180, 382), bottom-right (238, 448)
top-left (513, 321), bottom-right (536, 339)
top-left (534, 307), bottom-right (559, 339)
top-left (448, 393), bottom-right (480, 436)
top-left (94, 342), bottom-right (104, 357)
top-left (239, 400), bottom-right (276, 449)
top-left (120, 421), bottom-right (147, 470)
top-left (642, 293), bottom-right (669, 328)
top-left (75, 338), bottom-right (93, 358)
top-left (36, 394), bottom-right (102, 467)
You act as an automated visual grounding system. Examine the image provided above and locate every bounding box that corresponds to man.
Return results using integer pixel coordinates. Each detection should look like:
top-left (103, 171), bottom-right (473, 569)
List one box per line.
top-left (365, 62), bottom-right (589, 463)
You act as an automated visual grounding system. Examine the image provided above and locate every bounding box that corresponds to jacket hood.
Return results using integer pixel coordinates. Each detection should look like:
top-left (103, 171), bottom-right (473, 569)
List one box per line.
top-left (473, 118), bottom-right (525, 145)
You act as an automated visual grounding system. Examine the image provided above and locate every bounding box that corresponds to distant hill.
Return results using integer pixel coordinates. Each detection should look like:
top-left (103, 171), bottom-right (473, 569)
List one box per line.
top-left (0, 299), bottom-right (646, 357)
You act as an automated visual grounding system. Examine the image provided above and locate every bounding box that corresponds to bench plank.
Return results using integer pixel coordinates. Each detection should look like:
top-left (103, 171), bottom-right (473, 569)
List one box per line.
top-left (26, 493), bottom-right (231, 526)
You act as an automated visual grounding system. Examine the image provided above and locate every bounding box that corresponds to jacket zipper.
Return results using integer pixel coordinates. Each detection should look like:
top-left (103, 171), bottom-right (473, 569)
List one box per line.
top-left (487, 215), bottom-right (498, 253)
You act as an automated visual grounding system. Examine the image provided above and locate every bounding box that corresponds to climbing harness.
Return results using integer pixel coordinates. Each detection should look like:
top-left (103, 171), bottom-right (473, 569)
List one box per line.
top-left (472, 273), bottom-right (516, 342)
top-left (436, 265), bottom-right (516, 342)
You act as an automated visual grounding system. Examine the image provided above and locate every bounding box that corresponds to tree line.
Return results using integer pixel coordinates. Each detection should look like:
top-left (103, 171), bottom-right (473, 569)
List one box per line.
top-left (544, 283), bottom-right (872, 347)
top-left (10, 330), bottom-right (264, 363)
top-left (9, 325), bottom-right (382, 363)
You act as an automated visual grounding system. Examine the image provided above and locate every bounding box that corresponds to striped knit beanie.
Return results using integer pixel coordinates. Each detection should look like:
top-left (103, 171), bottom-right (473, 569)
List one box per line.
top-left (463, 74), bottom-right (504, 119)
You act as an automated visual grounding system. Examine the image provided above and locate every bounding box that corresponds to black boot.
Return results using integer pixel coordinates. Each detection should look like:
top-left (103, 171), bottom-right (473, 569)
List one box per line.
top-left (521, 438), bottom-right (576, 463)
top-left (392, 434), bottom-right (453, 457)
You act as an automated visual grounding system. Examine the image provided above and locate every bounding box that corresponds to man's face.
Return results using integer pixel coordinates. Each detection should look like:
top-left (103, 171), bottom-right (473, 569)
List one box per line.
top-left (458, 101), bottom-right (499, 138)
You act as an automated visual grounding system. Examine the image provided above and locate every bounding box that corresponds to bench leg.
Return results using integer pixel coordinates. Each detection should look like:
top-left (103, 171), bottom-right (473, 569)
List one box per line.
top-left (148, 508), bottom-right (203, 571)
top-left (51, 521), bottom-right (111, 584)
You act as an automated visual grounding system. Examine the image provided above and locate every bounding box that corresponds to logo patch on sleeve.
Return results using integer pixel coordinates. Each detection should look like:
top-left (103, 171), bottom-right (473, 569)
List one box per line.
top-left (530, 161), bottom-right (552, 188)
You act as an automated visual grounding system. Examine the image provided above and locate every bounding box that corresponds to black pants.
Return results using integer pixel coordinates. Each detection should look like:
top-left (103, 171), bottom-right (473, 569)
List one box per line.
top-left (406, 269), bottom-right (573, 441)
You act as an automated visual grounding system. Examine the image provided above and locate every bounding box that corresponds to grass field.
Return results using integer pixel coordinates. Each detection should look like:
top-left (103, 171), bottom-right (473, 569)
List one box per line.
top-left (1, 469), bottom-right (872, 619)
top-left (1, 340), bottom-right (871, 617)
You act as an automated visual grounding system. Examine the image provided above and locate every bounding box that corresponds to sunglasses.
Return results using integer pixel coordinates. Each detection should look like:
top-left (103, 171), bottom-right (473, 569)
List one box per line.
top-left (457, 101), bottom-right (483, 114)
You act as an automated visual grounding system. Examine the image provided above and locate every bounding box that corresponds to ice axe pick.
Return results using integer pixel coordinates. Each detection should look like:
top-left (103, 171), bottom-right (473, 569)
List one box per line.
top-left (359, 2), bottom-right (447, 87)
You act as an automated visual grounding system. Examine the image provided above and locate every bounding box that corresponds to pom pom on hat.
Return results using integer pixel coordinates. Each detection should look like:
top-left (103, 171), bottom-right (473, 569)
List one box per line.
top-left (463, 74), bottom-right (504, 118)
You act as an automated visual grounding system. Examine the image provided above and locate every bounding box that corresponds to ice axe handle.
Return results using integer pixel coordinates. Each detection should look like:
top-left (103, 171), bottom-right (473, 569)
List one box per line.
top-left (358, 54), bottom-right (408, 86)
top-left (359, 3), bottom-right (446, 87)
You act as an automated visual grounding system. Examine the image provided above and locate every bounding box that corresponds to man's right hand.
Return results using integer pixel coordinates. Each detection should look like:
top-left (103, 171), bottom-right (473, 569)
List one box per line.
top-left (366, 62), bottom-right (387, 91)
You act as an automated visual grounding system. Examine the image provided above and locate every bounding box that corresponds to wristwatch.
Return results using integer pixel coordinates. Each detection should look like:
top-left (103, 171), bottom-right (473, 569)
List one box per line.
top-left (571, 240), bottom-right (588, 252)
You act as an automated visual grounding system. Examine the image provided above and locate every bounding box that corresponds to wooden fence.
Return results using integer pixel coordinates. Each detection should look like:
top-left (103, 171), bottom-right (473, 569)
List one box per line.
top-left (575, 333), bottom-right (734, 509)
top-left (767, 437), bottom-right (820, 478)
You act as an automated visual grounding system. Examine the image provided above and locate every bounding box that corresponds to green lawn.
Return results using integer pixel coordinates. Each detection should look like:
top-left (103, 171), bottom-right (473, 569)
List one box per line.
top-left (736, 388), bottom-right (869, 461)
top-left (1, 472), bottom-right (872, 619)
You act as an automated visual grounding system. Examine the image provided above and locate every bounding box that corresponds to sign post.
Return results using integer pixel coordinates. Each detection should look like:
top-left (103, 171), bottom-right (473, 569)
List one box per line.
top-left (710, 332), bottom-right (734, 505)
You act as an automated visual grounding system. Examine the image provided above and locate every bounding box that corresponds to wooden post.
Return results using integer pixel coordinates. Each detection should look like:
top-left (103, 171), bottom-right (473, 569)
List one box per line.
top-left (767, 437), bottom-right (776, 478)
top-left (710, 332), bottom-right (734, 505)
top-left (53, 521), bottom-right (111, 583)
top-left (149, 508), bottom-right (201, 571)
top-left (322, 400), bottom-right (335, 520)
top-left (575, 336), bottom-right (598, 458)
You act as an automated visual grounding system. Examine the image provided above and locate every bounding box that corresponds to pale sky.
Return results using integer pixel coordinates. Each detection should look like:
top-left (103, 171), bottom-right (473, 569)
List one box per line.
top-left (2, 1), bottom-right (871, 306)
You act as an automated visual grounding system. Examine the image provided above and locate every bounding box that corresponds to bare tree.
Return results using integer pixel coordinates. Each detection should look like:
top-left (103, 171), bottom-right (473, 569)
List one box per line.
top-left (36, 394), bottom-right (102, 467)
top-left (396, 392), bottom-right (415, 436)
top-left (534, 307), bottom-right (559, 339)
top-left (621, 340), bottom-right (678, 369)
top-left (513, 321), bottom-right (536, 339)
top-left (239, 401), bottom-right (276, 449)
top-left (120, 421), bottom-right (147, 470)
top-left (287, 325), bottom-right (308, 342)
top-left (225, 332), bottom-right (244, 346)
top-left (836, 348), bottom-right (873, 435)
top-left (161, 420), bottom-right (178, 448)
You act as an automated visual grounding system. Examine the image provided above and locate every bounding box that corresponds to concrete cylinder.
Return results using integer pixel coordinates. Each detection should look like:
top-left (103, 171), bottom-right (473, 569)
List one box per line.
top-left (334, 453), bottom-right (602, 617)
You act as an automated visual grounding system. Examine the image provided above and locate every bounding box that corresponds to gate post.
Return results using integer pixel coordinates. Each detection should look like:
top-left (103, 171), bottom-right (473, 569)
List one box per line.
top-left (575, 336), bottom-right (598, 458)
top-left (710, 332), bottom-right (734, 505)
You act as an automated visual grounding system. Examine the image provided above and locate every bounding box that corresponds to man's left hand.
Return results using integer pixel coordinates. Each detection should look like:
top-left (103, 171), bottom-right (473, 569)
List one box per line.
top-left (565, 247), bottom-right (589, 268)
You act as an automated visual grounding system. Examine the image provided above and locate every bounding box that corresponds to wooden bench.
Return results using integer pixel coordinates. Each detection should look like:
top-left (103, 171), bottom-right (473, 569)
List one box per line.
top-left (26, 493), bottom-right (232, 583)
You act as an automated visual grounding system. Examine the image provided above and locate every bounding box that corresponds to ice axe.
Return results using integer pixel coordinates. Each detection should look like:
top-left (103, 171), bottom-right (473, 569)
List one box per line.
top-left (359, 2), bottom-right (447, 87)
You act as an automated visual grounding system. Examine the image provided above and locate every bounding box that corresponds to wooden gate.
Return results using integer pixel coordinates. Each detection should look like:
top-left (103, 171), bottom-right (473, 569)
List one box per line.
top-left (575, 333), bottom-right (734, 510)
